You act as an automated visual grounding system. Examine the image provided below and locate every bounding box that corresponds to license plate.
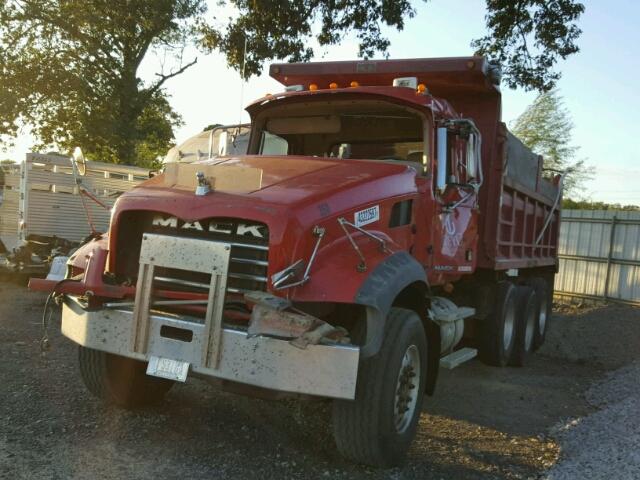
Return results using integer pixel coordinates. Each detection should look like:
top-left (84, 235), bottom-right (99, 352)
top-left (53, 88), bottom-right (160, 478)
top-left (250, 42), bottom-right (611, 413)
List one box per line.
top-left (146, 356), bottom-right (190, 382)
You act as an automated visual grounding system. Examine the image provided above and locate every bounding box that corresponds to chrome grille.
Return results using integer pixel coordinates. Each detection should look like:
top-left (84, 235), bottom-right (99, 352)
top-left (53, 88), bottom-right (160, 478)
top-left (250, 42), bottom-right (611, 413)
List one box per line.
top-left (114, 212), bottom-right (269, 295)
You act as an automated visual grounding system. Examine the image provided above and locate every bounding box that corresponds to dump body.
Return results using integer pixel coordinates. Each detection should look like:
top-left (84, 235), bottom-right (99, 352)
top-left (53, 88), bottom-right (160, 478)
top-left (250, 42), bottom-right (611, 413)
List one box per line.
top-left (485, 128), bottom-right (561, 270)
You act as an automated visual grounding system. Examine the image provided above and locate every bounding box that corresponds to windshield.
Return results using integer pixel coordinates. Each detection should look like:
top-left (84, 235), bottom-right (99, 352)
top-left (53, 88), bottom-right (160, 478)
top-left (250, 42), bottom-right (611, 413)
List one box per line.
top-left (164, 125), bottom-right (250, 164)
top-left (252, 99), bottom-right (427, 167)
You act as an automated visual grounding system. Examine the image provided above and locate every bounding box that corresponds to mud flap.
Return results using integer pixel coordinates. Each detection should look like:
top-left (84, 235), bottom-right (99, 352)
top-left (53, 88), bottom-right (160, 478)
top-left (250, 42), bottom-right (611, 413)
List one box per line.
top-left (424, 317), bottom-right (441, 396)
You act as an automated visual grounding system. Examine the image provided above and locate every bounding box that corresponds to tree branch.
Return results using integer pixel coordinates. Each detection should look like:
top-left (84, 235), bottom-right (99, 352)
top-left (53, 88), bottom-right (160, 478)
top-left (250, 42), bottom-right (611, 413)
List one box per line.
top-left (148, 57), bottom-right (198, 95)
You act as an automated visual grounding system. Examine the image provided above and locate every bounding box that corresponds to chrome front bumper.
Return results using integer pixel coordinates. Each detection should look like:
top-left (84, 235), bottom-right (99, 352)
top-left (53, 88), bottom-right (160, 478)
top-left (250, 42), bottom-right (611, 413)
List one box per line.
top-left (61, 297), bottom-right (360, 399)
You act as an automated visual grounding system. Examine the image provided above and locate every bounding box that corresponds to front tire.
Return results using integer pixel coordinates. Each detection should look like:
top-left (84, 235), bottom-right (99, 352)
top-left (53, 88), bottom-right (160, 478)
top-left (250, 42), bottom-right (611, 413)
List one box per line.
top-left (332, 307), bottom-right (427, 467)
top-left (78, 346), bottom-right (173, 408)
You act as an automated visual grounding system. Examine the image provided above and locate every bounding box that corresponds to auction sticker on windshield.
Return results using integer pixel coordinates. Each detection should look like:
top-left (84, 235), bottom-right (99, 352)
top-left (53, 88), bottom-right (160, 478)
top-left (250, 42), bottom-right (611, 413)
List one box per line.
top-left (354, 205), bottom-right (380, 227)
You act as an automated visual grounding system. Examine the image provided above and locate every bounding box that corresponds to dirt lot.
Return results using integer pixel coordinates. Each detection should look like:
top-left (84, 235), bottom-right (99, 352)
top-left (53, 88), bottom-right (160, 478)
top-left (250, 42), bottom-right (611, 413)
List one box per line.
top-left (1, 282), bottom-right (639, 479)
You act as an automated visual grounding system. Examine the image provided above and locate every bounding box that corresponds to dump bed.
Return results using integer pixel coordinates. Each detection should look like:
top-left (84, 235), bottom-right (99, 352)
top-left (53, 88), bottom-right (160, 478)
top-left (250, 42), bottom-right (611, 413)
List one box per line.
top-left (477, 124), bottom-right (561, 270)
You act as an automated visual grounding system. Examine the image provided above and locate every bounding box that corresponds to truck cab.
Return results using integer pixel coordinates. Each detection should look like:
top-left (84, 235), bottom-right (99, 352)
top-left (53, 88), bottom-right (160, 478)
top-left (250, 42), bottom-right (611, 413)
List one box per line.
top-left (30, 56), bottom-right (561, 467)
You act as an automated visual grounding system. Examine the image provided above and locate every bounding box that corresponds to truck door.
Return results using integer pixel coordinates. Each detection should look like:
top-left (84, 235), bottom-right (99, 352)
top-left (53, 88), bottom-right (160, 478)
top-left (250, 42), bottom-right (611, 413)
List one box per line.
top-left (432, 124), bottom-right (480, 276)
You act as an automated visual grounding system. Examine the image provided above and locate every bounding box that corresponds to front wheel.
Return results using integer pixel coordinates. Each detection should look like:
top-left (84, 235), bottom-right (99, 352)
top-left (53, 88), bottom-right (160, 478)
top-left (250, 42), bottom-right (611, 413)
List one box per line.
top-left (332, 307), bottom-right (428, 467)
top-left (78, 346), bottom-right (174, 408)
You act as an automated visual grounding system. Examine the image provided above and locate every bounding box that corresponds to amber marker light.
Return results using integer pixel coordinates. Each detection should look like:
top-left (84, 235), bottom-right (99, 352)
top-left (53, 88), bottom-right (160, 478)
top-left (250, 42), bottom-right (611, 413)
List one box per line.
top-left (329, 82), bottom-right (338, 89)
top-left (417, 83), bottom-right (427, 93)
top-left (309, 83), bottom-right (318, 91)
top-left (350, 81), bottom-right (359, 88)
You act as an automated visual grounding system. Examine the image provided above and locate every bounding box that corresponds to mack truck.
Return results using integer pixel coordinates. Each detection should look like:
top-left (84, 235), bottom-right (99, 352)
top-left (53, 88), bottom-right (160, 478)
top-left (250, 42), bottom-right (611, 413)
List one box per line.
top-left (30, 56), bottom-right (561, 467)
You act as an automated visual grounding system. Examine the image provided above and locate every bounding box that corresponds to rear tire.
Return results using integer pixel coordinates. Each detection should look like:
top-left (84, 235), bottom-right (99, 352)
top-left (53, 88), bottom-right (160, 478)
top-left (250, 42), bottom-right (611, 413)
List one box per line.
top-left (526, 277), bottom-right (552, 350)
top-left (332, 308), bottom-right (428, 467)
top-left (78, 346), bottom-right (173, 408)
top-left (509, 286), bottom-right (538, 367)
top-left (479, 281), bottom-right (517, 367)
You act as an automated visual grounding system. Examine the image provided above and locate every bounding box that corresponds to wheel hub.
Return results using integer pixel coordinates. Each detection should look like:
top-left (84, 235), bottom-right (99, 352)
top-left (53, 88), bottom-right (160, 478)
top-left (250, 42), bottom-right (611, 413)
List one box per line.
top-left (394, 344), bottom-right (420, 433)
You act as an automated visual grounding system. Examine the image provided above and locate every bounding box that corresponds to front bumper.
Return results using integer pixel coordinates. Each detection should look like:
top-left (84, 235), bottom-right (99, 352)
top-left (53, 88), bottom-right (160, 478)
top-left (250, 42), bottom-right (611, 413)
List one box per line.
top-left (61, 296), bottom-right (360, 399)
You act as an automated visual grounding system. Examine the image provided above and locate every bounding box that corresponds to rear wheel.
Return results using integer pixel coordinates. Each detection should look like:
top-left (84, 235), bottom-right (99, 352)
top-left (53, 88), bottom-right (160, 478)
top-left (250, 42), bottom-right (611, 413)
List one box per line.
top-left (526, 277), bottom-right (552, 350)
top-left (479, 281), bottom-right (517, 367)
top-left (78, 346), bottom-right (173, 408)
top-left (332, 307), bottom-right (427, 467)
top-left (509, 286), bottom-right (538, 367)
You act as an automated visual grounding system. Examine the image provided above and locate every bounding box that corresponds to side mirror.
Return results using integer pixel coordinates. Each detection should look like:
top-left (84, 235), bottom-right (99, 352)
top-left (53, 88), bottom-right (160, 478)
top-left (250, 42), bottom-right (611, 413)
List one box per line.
top-left (467, 133), bottom-right (477, 180)
top-left (71, 146), bottom-right (87, 176)
top-left (436, 127), bottom-right (448, 192)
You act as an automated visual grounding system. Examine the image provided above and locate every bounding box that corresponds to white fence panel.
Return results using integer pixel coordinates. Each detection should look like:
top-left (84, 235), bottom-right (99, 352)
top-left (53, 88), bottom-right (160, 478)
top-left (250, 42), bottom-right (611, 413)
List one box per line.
top-left (557, 210), bottom-right (640, 304)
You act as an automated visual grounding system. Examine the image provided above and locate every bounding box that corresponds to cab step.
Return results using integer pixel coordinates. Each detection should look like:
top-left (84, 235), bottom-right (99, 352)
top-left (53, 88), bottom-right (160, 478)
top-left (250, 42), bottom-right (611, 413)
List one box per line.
top-left (440, 347), bottom-right (478, 369)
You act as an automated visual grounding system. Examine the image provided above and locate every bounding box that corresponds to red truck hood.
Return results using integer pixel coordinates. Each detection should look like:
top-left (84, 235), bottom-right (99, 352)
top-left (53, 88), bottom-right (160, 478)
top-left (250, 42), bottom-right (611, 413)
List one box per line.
top-left (110, 155), bottom-right (419, 280)
top-left (128, 155), bottom-right (416, 206)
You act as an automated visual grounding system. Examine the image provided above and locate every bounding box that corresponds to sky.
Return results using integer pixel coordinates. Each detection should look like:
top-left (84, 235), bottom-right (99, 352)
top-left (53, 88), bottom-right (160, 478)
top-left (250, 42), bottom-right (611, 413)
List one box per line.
top-left (5, 0), bottom-right (640, 204)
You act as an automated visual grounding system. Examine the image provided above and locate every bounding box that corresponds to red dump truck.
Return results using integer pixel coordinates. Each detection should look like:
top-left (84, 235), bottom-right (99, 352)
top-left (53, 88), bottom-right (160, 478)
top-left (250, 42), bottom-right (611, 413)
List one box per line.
top-left (31, 56), bottom-right (561, 467)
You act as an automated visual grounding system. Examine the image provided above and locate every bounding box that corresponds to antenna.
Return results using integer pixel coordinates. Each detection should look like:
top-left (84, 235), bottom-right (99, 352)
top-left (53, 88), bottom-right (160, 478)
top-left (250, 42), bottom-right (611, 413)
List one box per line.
top-left (238, 36), bottom-right (248, 128)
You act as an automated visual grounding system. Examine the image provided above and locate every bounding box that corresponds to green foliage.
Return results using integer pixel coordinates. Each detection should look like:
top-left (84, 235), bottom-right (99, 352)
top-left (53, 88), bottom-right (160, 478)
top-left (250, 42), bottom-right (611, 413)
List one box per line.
top-left (562, 198), bottom-right (640, 211)
top-left (0, 0), bottom-right (204, 165)
top-left (204, 0), bottom-right (584, 90)
top-left (201, 0), bottom-right (417, 78)
top-left (1, 0), bottom-right (585, 168)
top-left (511, 89), bottom-right (593, 197)
top-left (473, 0), bottom-right (585, 91)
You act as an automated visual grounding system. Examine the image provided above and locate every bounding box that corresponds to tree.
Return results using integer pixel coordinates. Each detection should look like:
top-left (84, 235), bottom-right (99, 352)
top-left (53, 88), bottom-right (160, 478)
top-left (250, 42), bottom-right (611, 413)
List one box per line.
top-left (1, 0), bottom-right (585, 167)
top-left (203, 0), bottom-right (584, 89)
top-left (562, 199), bottom-right (639, 211)
top-left (472, 0), bottom-right (585, 91)
top-left (0, 0), bottom-right (204, 166)
top-left (511, 89), bottom-right (593, 196)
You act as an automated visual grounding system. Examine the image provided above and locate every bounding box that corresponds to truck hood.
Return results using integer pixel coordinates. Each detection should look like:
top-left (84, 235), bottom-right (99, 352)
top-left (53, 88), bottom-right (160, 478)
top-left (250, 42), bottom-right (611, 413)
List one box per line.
top-left (110, 155), bottom-right (419, 279)
top-left (130, 155), bottom-right (417, 207)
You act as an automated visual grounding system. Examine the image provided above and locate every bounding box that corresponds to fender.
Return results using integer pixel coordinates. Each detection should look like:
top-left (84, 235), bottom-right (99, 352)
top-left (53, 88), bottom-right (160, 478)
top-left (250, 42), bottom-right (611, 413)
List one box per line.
top-left (68, 234), bottom-right (109, 274)
top-left (354, 251), bottom-right (440, 395)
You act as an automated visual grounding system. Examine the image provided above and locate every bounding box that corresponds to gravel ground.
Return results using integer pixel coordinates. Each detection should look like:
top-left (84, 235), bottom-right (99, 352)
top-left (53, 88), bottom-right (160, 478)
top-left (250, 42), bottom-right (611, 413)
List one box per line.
top-left (1, 282), bottom-right (639, 479)
top-left (546, 360), bottom-right (640, 480)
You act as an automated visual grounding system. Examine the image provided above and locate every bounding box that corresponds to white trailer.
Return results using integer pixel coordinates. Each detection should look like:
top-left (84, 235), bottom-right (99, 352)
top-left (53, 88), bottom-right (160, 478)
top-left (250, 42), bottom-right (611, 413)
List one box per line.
top-left (0, 152), bottom-right (149, 252)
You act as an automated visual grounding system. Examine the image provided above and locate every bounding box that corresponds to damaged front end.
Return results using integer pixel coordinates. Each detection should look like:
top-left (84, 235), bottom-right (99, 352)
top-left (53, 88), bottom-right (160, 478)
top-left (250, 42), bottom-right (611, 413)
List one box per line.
top-left (245, 291), bottom-right (350, 349)
top-left (30, 231), bottom-right (360, 400)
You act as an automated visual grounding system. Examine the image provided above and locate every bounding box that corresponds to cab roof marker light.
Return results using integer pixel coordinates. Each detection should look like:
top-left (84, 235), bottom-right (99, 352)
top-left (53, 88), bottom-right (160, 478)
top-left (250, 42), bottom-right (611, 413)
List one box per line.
top-left (350, 81), bottom-right (359, 88)
top-left (329, 82), bottom-right (338, 89)
top-left (392, 77), bottom-right (418, 89)
top-left (309, 83), bottom-right (318, 91)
